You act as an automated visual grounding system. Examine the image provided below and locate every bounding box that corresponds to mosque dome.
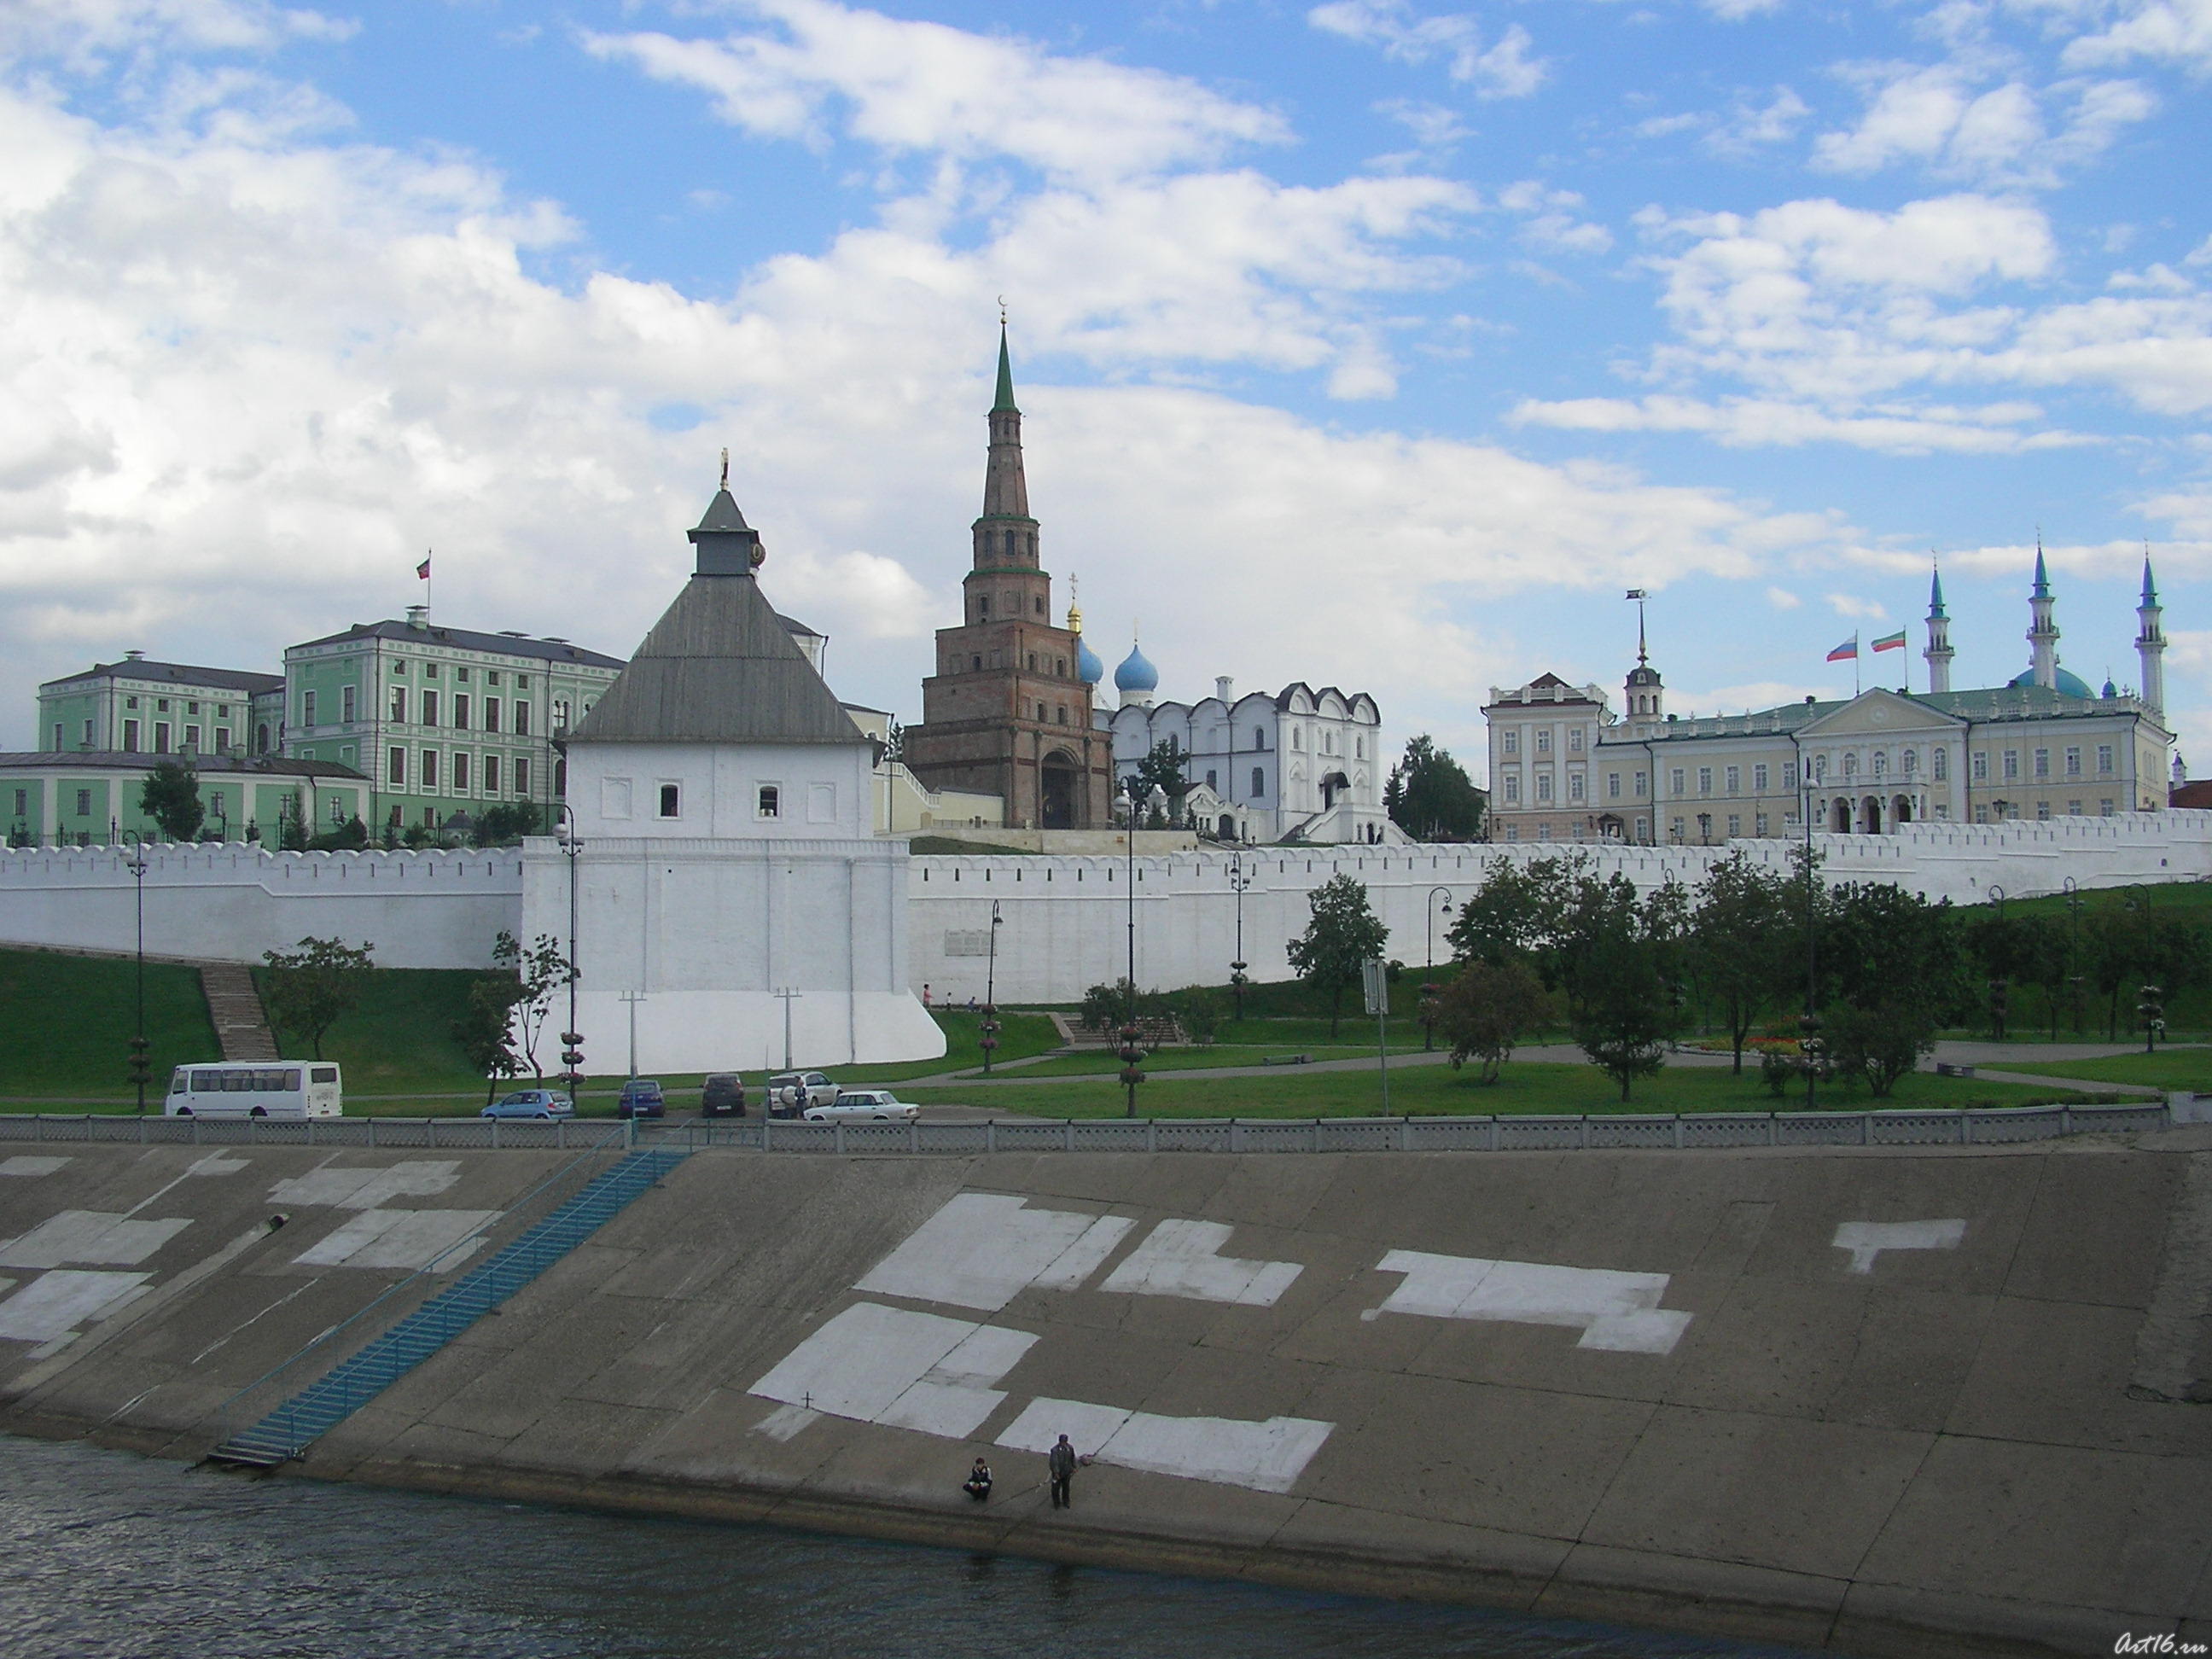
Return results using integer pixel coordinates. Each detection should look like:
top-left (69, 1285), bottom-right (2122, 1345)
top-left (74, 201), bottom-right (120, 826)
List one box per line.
top-left (2103, 677), bottom-right (2118, 699)
top-left (1115, 640), bottom-right (1159, 696)
top-left (2008, 666), bottom-right (2095, 699)
top-left (1076, 636), bottom-right (1104, 685)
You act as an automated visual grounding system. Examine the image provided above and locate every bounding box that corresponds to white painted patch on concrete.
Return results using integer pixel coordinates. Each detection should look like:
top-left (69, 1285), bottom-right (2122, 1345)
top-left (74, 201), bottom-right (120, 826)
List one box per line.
top-left (0, 1211), bottom-right (193, 1269)
top-left (1098, 1220), bottom-right (1302, 1307)
top-left (749, 1301), bottom-right (1037, 1440)
top-left (997, 1398), bottom-right (1334, 1494)
top-left (270, 1161), bottom-right (463, 1210)
top-left (186, 1152), bottom-right (247, 1177)
top-left (0, 1157), bottom-right (69, 1177)
top-left (0, 1270), bottom-right (152, 1342)
top-left (753, 1403), bottom-right (821, 1441)
top-left (1833, 1219), bottom-right (1967, 1274)
top-left (291, 1208), bottom-right (495, 1272)
top-left (1369, 1249), bottom-right (1693, 1354)
top-left (855, 1193), bottom-right (1134, 1313)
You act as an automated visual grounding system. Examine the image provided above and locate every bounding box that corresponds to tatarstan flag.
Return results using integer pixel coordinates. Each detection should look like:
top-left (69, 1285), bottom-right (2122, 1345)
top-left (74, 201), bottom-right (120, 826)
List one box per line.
top-left (1871, 629), bottom-right (1907, 652)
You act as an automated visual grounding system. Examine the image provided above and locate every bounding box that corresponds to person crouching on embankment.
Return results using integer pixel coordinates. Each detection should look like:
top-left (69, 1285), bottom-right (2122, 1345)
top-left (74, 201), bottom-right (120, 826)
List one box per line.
top-left (963, 1458), bottom-right (992, 1502)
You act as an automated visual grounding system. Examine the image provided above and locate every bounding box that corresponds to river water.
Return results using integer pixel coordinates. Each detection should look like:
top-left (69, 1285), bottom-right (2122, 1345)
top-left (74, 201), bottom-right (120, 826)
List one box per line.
top-left (0, 1435), bottom-right (1826, 1659)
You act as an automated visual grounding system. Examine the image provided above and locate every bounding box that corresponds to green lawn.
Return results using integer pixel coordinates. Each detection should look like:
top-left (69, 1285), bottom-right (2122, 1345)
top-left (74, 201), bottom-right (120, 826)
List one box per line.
top-left (0, 947), bottom-right (219, 1100)
top-left (254, 963), bottom-right (492, 1099)
top-left (1987, 1048), bottom-right (2212, 1091)
top-left (900, 1059), bottom-right (2097, 1120)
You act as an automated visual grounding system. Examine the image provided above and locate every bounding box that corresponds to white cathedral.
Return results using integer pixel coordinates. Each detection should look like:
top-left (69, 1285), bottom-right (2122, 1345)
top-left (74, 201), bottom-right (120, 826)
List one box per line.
top-left (1485, 555), bottom-right (2176, 846)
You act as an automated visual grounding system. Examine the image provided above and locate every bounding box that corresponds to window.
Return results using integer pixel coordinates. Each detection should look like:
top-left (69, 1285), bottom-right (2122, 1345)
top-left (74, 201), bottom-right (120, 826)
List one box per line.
top-left (393, 661), bottom-right (407, 676)
top-left (971, 655), bottom-right (983, 672)
top-left (454, 695), bottom-right (471, 731)
top-left (341, 685), bottom-right (356, 724)
top-left (50, 722), bottom-right (62, 750)
top-left (302, 690), bottom-right (317, 726)
top-left (487, 671), bottom-right (501, 687)
top-left (81, 719), bottom-right (92, 746)
top-left (422, 662), bottom-right (439, 679)
top-left (125, 695), bottom-right (139, 708)
top-left (757, 784), bottom-right (780, 818)
top-left (1027, 655), bottom-right (1037, 672)
top-left (1534, 730), bottom-right (1551, 754)
top-left (484, 754), bottom-right (501, 795)
top-left (1293, 730), bottom-right (1303, 750)
top-left (2003, 750), bottom-right (2019, 781)
top-left (1902, 749), bottom-right (1917, 775)
top-left (1634, 771), bottom-right (1648, 797)
top-left (1670, 818), bottom-right (1685, 841)
top-left (1056, 659), bottom-right (1065, 677)
top-left (255, 723), bottom-right (270, 754)
top-left (76, 789), bottom-right (91, 815)
top-left (516, 673), bottom-right (530, 690)
top-left (1057, 707), bottom-right (1068, 725)
top-left (1753, 764), bottom-right (1768, 791)
top-left (215, 728), bottom-right (230, 753)
top-left (1501, 731), bottom-right (1518, 755)
top-left (388, 747), bottom-right (406, 785)
top-left (1669, 767), bottom-right (1685, 795)
top-left (2036, 801), bottom-right (2052, 820)
top-left (1569, 729), bottom-right (1583, 752)
top-left (1504, 775), bottom-right (1521, 803)
top-left (1755, 813), bottom-right (1767, 835)
top-left (10, 788), bottom-right (21, 817)
top-left (1254, 730), bottom-right (1267, 750)
top-left (1782, 762), bottom-right (1796, 789)
top-left (1934, 748), bottom-right (1948, 780)
top-left (514, 701), bottom-right (530, 736)
top-left (1569, 772), bottom-right (1585, 801)
top-left (1037, 702), bottom-right (1046, 721)
top-left (2068, 800), bottom-right (2082, 815)
top-left (485, 697), bottom-right (501, 732)
top-left (1725, 765), bottom-right (1740, 793)
top-left (2101, 798), bottom-right (2115, 815)
top-left (390, 685), bottom-right (408, 722)
top-left (1872, 752), bottom-right (1887, 777)
top-left (1842, 753), bottom-right (1857, 777)
top-left (154, 723), bottom-right (170, 754)
top-left (188, 701), bottom-right (200, 714)
top-left (1355, 737), bottom-right (1365, 760)
top-left (659, 783), bottom-right (680, 818)
top-left (157, 698), bottom-right (169, 712)
top-left (183, 725), bottom-right (200, 750)
top-left (1697, 767), bottom-right (1712, 795)
top-left (515, 757), bottom-right (530, 795)
top-left (1033, 597), bottom-right (1045, 614)
top-left (1207, 771), bottom-right (1218, 789)
top-left (976, 596), bottom-right (990, 618)
top-left (2065, 746), bottom-right (2081, 777)
top-left (1252, 767), bottom-right (1266, 796)
top-left (2034, 748), bottom-right (2049, 778)
top-left (1727, 815), bottom-right (1741, 837)
top-left (456, 667), bottom-right (470, 683)
top-left (1972, 751), bottom-right (1988, 781)
top-left (422, 690), bottom-right (439, 727)
top-left (1607, 771), bottom-right (1621, 799)
top-left (422, 749), bottom-right (439, 789)
top-left (1536, 774), bottom-right (1553, 801)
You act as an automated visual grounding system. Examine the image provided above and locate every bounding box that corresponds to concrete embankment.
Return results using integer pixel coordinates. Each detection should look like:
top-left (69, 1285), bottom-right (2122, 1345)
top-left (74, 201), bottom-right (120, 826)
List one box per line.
top-left (3, 1132), bottom-right (2209, 1657)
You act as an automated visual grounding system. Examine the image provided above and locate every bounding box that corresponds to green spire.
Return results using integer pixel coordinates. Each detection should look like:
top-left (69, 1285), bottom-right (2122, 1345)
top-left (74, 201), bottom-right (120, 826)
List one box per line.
top-left (992, 324), bottom-right (1019, 414)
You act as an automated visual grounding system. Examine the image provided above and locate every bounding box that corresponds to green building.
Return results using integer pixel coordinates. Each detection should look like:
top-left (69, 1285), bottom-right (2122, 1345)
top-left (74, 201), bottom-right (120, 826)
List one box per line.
top-left (35, 656), bottom-right (284, 759)
top-left (1, 751), bottom-right (367, 847)
top-left (282, 607), bottom-right (626, 833)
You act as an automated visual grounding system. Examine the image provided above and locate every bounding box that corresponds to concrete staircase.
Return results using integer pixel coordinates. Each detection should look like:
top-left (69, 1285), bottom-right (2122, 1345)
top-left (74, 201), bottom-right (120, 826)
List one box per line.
top-left (199, 963), bottom-right (278, 1061)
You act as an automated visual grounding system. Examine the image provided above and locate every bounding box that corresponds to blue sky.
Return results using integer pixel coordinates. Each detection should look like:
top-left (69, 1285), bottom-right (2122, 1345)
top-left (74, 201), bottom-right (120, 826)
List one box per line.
top-left (3, 0), bottom-right (2209, 773)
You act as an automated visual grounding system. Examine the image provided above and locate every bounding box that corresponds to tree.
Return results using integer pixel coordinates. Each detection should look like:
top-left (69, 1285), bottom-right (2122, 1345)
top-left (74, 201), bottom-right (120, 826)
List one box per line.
top-left (472, 802), bottom-right (543, 846)
top-left (1688, 851), bottom-right (1793, 1073)
top-left (139, 760), bottom-right (204, 842)
top-left (1384, 734), bottom-right (1486, 841)
top-left (1824, 1000), bottom-right (1936, 1098)
top-left (260, 936), bottom-right (375, 1060)
top-left (1132, 739), bottom-right (1188, 808)
top-left (1437, 959), bottom-right (1552, 1084)
top-left (499, 929), bottom-right (575, 1079)
top-left (1570, 934), bottom-right (1674, 1101)
top-left (452, 972), bottom-right (527, 1103)
top-left (1287, 873), bottom-right (1389, 1036)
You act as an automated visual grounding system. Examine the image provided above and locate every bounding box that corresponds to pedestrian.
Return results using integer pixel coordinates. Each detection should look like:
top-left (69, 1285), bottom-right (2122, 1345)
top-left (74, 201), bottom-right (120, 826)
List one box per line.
top-left (963, 1456), bottom-right (992, 1502)
top-left (1048, 1434), bottom-right (1077, 1509)
top-left (923, 983), bottom-right (932, 1006)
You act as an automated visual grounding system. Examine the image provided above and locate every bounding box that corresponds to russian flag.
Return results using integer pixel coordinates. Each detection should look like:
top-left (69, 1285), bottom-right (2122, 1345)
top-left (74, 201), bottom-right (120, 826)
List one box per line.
top-left (1826, 634), bottom-right (1858, 662)
top-left (416, 552), bottom-right (432, 581)
top-left (1871, 629), bottom-right (1907, 652)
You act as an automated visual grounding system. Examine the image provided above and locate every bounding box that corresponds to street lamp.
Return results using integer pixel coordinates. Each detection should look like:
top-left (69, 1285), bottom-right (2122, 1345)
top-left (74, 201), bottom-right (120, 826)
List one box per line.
top-left (1799, 778), bottom-right (1819, 1110)
top-left (1122, 775), bottom-right (1146, 1118)
top-left (555, 804), bottom-right (585, 1100)
top-left (981, 900), bottom-right (1003, 1074)
top-left (2062, 876), bottom-right (2082, 1035)
top-left (1425, 886), bottom-right (1452, 970)
top-left (1227, 853), bottom-right (1253, 1024)
top-left (120, 830), bottom-right (149, 1114)
top-left (1988, 884), bottom-right (2007, 921)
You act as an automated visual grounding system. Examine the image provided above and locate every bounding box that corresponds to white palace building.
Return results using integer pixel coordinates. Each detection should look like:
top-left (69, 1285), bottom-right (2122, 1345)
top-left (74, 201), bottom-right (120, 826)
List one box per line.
top-left (1486, 556), bottom-right (2176, 846)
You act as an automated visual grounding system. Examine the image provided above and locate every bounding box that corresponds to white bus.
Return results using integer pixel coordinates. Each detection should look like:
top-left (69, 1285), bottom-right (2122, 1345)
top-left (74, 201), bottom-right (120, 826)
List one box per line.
top-left (166, 1062), bottom-right (344, 1119)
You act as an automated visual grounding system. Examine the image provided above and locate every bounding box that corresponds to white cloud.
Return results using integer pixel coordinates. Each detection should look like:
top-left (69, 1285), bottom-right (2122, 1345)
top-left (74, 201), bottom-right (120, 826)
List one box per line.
top-left (2060, 0), bottom-right (2212, 73)
top-left (1498, 180), bottom-right (1612, 253)
top-left (1511, 393), bottom-right (2090, 453)
top-left (1826, 593), bottom-right (1888, 619)
top-left (1307, 1), bottom-right (1546, 98)
top-left (1766, 587), bottom-right (1801, 608)
top-left (1812, 60), bottom-right (2155, 187)
top-left (583, 0), bottom-right (1290, 186)
top-left (0, 0), bottom-right (353, 67)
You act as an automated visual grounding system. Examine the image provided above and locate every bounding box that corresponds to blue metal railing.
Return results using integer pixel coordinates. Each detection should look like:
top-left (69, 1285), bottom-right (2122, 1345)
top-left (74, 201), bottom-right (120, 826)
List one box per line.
top-left (209, 1147), bottom-right (686, 1466)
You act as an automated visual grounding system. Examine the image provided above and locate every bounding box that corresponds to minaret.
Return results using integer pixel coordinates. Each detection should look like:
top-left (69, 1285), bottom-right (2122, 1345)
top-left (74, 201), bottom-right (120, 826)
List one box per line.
top-left (975, 325), bottom-right (1034, 564)
top-left (2137, 553), bottom-right (2166, 718)
top-left (2026, 540), bottom-right (2059, 690)
top-left (1924, 562), bottom-right (1954, 694)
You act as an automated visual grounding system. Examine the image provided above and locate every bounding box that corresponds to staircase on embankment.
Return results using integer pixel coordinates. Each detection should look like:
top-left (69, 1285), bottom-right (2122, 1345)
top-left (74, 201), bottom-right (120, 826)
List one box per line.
top-left (199, 963), bottom-right (278, 1062)
top-left (209, 1148), bottom-right (687, 1468)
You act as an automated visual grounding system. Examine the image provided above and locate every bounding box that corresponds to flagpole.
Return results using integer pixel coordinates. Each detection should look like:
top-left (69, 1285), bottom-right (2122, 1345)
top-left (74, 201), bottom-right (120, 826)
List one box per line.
top-left (1854, 635), bottom-right (1860, 697)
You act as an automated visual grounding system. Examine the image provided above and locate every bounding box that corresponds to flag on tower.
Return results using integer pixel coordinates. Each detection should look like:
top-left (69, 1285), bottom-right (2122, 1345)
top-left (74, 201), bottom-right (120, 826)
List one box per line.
top-left (416, 552), bottom-right (432, 581)
top-left (1871, 629), bottom-right (1906, 652)
top-left (1826, 634), bottom-right (1859, 662)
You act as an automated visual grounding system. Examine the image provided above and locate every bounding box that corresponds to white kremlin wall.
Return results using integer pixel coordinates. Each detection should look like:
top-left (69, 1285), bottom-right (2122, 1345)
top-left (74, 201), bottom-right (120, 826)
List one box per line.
top-left (2, 812), bottom-right (2208, 1003)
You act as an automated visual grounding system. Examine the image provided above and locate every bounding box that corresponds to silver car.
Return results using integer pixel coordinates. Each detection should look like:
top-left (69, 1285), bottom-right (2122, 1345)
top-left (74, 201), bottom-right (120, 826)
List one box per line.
top-left (804, 1089), bottom-right (920, 1122)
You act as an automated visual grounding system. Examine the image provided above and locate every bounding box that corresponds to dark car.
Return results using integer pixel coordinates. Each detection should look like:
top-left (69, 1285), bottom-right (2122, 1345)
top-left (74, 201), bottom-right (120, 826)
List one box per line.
top-left (701, 1073), bottom-right (747, 1118)
top-left (615, 1078), bottom-right (666, 1120)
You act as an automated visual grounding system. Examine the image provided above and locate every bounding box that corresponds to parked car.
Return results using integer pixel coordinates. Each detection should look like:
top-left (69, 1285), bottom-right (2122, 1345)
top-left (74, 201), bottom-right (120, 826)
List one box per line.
top-left (805, 1089), bottom-right (920, 1122)
top-left (483, 1089), bottom-right (575, 1121)
top-left (616, 1078), bottom-right (666, 1120)
top-left (700, 1073), bottom-right (747, 1118)
top-left (765, 1071), bottom-right (838, 1118)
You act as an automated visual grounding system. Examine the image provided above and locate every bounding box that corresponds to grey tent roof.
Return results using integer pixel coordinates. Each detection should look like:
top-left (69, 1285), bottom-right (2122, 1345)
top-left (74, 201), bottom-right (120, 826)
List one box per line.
top-left (567, 496), bottom-right (865, 748)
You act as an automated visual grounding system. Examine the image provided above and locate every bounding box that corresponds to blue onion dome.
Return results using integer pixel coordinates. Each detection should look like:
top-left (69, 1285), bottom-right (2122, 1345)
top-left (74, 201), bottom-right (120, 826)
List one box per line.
top-left (2009, 666), bottom-right (2095, 699)
top-left (1115, 639), bottom-right (1158, 695)
top-left (1076, 636), bottom-right (1104, 684)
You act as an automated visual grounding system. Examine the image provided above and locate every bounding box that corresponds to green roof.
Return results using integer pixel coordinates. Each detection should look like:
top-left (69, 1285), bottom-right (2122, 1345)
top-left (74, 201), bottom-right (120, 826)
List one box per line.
top-left (992, 327), bottom-right (1018, 414)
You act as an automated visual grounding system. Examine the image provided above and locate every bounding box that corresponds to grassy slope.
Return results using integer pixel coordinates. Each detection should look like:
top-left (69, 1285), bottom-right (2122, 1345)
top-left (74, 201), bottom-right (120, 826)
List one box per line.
top-left (901, 1060), bottom-right (2094, 1120)
top-left (0, 947), bottom-right (219, 1099)
top-left (1988, 1049), bottom-right (2212, 1090)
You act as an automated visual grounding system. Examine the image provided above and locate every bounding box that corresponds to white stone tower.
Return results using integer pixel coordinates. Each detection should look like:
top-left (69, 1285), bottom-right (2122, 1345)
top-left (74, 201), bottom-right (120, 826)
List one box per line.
top-left (2026, 543), bottom-right (2060, 690)
top-left (1924, 563), bottom-right (1954, 695)
top-left (2137, 554), bottom-right (2166, 718)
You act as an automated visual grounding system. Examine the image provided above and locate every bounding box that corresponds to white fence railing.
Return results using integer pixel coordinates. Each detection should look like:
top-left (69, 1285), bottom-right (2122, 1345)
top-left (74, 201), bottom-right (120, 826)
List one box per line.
top-left (0, 1101), bottom-right (2169, 1154)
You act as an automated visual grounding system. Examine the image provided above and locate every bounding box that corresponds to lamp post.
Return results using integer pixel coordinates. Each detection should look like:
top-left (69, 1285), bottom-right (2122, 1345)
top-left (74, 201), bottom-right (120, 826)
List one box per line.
top-left (1121, 776), bottom-right (1146, 1118)
top-left (556, 804), bottom-right (585, 1100)
top-left (1799, 780), bottom-right (1819, 1110)
top-left (2062, 876), bottom-right (2082, 1035)
top-left (1425, 886), bottom-right (1452, 970)
top-left (120, 830), bottom-right (149, 1113)
top-left (1988, 884), bottom-right (2006, 921)
top-left (981, 900), bottom-right (1003, 1074)
top-left (1227, 853), bottom-right (1253, 1024)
